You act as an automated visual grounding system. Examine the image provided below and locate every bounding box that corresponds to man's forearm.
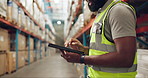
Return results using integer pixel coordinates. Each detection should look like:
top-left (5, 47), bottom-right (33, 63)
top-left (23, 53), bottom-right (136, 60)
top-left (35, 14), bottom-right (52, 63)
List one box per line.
top-left (84, 51), bottom-right (135, 68)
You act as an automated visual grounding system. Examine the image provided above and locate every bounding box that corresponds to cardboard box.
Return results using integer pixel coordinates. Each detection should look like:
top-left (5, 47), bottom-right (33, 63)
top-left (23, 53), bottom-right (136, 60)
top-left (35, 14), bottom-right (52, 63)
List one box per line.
top-left (25, 51), bottom-right (35, 64)
top-left (0, 28), bottom-right (10, 51)
top-left (6, 52), bottom-right (16, 73)
top-left (18, 52), bottom-right (25, 68)
top-left (0, 53), bottom-right (7, 75)
top-left (10, 34), bottom-right (26, 50)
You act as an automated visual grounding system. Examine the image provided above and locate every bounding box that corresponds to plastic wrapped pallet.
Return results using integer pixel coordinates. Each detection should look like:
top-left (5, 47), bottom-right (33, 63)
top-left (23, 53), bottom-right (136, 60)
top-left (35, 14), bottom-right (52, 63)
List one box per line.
top-left (21, 13), bottom-right (27, 30)
top-left (30, 20), bottom-right (35, 33)
top-left (33, 3), bottom-right (39, 23)
top-left (17, 7), bottom-right (23, 27)
top-left (7, 0), bottom-right (13, 22)
top-left (25, 0), bottom-right (33, 16)
top-left (0, 53), bottom-right (7, 75)
top-left (0, 0), bottom-right (7, 17)
top-left (26, 16), bottom-right (31, 31)
top-left (12, 2), bottom-right (18, 24)
top-left (0, 28), bottom-right (10, 51)
top-left (36, 0), bottom-right (45, 12)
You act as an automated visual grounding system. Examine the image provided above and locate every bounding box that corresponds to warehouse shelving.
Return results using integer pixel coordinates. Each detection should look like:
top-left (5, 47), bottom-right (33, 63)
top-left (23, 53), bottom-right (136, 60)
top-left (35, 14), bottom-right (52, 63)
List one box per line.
top-left (0, 18), bottom-right (43, 40)
top-left (13, 0), bottom-right (45, 30)
top-left (0, 0), bottom-right (55, 74)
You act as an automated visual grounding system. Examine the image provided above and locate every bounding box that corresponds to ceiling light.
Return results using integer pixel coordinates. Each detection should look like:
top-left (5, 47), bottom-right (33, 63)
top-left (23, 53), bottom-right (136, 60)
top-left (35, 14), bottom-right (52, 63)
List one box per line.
top-left (57, 21), bottom-right (62, 25)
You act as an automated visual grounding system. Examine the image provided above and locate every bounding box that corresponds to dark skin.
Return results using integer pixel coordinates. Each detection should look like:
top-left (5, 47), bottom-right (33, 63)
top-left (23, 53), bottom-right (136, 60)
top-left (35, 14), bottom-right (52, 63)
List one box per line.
top-left (61, 36), bottom-right (136, 68)
top-left (61, 0), bottom-right (136, 68)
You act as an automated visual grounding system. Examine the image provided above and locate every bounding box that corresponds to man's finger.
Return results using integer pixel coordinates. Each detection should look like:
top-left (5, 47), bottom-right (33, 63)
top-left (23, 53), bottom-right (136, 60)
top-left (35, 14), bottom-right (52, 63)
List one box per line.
top-left (59, 49), bottom-right (66, 55)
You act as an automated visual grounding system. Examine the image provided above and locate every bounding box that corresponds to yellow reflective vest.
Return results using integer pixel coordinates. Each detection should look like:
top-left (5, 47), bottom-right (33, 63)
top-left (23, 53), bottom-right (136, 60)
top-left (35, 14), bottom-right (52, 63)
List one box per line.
top-left (88, 0), bottom-right (137, 78)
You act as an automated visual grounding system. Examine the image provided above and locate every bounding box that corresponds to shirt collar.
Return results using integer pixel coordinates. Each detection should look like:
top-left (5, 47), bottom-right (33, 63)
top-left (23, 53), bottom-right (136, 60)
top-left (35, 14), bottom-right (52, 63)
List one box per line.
top-left (98, 0), bottom-right (121, 12)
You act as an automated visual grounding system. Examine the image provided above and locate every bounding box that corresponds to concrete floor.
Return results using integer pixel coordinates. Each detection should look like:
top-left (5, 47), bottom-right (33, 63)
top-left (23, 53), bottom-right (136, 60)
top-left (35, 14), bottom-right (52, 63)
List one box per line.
top-left (1, 53), bottom-right (79, 78)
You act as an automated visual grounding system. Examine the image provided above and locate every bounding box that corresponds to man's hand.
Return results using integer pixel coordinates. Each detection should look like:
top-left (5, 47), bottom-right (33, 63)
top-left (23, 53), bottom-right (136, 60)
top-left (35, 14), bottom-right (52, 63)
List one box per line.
top-left (60, 49), bottom-right (81, 63)
top-left (65, 38), bottom-right (89, 55)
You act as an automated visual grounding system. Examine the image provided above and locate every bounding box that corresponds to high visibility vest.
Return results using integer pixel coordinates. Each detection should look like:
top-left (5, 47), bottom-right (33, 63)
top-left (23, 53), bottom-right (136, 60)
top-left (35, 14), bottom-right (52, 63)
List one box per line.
top-left (88, 0), bottom-right (137, 78)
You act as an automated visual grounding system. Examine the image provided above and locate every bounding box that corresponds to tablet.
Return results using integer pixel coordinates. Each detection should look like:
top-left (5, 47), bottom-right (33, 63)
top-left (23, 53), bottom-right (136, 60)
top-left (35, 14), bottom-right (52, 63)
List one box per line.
top-left (48, 43), bottom-right (84, 55)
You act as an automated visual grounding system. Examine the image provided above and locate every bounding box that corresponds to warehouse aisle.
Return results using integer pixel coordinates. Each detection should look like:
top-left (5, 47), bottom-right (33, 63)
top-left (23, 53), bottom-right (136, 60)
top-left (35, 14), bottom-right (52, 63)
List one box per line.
top-left (1, 52), bottom-right (79, 78)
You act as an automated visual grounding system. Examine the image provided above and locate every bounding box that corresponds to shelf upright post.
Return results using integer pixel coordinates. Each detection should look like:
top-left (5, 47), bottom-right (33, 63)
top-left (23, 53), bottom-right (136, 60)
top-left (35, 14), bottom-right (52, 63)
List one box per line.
top-left (82, 0), bottom-right (88, 77)
top-left (40, 40), bottom-right (42, 59)
top-left (83, 33), bottom-right (88, 78)
top-left (28, 35), bottom-right (31, 65)
top-left (15, 29), bottom-right (19, 71)
top-left (34, 38), bottom-right (38, 61)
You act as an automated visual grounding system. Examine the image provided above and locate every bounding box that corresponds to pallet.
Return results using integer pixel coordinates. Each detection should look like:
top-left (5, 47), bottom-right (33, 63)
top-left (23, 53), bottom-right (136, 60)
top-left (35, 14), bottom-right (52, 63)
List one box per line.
top-left (0, 14), bottom-right (6, 20)
top-left (6, 70), bottom-right (16, 74)
top-left (0, 50), bottom-right (7, 53)
top-left (12, 20), bottom-right (17, 25)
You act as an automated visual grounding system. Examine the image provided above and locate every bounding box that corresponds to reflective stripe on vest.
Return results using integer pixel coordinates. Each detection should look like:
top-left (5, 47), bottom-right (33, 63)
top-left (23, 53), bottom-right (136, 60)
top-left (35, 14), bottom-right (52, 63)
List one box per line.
top-left (89, 0), bottom-right (137, 73)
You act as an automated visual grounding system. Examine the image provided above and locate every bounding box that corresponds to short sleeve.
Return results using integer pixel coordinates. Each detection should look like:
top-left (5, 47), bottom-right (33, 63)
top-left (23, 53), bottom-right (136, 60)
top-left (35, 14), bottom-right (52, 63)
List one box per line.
top-left (108, 4), bottom-right (136, 40)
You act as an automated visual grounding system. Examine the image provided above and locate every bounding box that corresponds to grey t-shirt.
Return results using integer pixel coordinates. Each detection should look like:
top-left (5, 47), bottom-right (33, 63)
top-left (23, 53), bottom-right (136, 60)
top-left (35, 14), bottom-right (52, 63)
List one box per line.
top-left (104, 3), bottom-right (136, 42)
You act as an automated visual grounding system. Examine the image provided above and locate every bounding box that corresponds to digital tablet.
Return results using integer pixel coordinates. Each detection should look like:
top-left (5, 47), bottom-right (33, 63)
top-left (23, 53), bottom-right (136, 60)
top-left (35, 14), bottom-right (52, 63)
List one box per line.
top-left (48, 43), bottom-right (84, 55)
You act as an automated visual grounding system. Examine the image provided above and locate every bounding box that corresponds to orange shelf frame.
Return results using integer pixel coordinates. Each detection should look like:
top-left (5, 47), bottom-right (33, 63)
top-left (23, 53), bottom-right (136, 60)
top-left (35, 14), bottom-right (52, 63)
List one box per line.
top-left (73, 18), bottom-right (95, 38)
top-left (136, 26), bottom-right (148, 34)
top-left (0, 18), bottom-right (43, 41)
top-left (14, 0), bottom-right (45, 30)
top-left (34, 0), bottom-right (45, 13)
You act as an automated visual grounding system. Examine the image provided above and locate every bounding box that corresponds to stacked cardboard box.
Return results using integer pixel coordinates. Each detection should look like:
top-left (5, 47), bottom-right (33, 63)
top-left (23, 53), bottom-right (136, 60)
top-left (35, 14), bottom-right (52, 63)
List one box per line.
top-left (6, 52), bottom-right (16, 73)
top-left (0, 53), bottom-right (7, 75)
top-left (10, 34), bottom-right (26, 51)
top-left (12, 2), bottom-right (18, 24)
top-left (25, 51), bottom-right (35, 64)
top-left (0, 28), bottom-right (10, 51)
top-left (18, 52), bottom-right (25, 68)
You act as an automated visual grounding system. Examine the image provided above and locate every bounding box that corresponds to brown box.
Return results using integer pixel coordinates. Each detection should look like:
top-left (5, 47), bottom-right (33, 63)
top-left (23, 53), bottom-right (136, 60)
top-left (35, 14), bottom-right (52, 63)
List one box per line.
top-left (6, 52), bottom-right (16, 74)
top-left (18, 51), bottom-right (25, 68)
top-left (26, 38), bottom-right (34, 50)
top-left (25, 51), bottom-right (35, 64)
top-left (0, 28), bottom-right (10, 51)
top-left (0, 53), bottom-right (7, 75)
top-left (10, 34), bottom-right (26, 50)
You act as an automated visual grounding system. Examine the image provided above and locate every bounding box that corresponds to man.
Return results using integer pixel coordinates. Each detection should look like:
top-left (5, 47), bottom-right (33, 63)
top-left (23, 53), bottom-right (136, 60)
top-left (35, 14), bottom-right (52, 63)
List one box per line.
top-left (61, 0), bottom-right (137, 78)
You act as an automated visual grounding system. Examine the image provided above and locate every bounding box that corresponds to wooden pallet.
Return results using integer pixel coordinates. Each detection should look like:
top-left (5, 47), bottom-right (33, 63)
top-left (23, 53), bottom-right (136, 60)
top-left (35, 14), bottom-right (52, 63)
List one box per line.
top-left (0, 14), bottom-right (6, 20)
top-left (12, 20), bottom-right (17, 25)
top-left (0, 50), bottom-right (7, 53)
top-left (6, 70), bottom-right (16, 74)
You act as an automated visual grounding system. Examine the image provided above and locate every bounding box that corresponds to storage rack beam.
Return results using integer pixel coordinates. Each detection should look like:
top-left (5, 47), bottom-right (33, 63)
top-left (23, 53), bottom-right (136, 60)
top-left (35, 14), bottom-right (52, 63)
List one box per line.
top-left (73, 18), bottom-right (95, 38)
top-left (34, 0), bottom-right (45, 13)
top-left (14, 0), bottom-right (45, 30)
top-left (0, 18), bottom-right (43, 41)
top-left (136, 26), bottom-right (148, 34)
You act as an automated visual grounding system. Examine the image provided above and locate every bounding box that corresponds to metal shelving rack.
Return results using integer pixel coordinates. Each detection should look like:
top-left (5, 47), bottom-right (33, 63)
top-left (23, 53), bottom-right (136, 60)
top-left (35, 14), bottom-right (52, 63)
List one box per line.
top-left (0, 0), bottom-right (52, 71)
